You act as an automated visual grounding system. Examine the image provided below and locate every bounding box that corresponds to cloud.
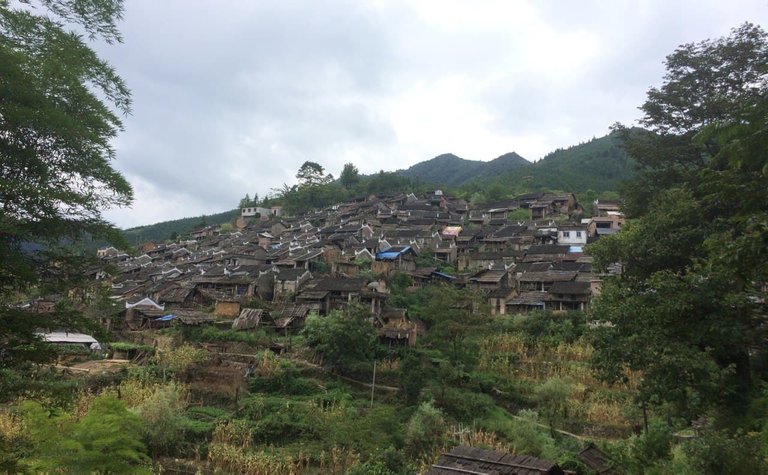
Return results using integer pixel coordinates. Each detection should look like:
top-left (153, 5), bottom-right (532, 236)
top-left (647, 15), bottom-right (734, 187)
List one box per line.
top-left (99, 0), bottom-right (768, 228)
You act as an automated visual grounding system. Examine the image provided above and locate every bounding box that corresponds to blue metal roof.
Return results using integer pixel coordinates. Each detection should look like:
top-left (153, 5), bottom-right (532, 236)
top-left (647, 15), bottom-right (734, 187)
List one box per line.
top-left (375, 246), bottom-right (412, 261)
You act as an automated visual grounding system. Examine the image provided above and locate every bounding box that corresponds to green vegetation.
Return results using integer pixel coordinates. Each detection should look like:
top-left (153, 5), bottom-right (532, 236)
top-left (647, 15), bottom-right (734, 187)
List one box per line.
top-left (303, 306), bottom-right (378, 373)
top-left (122, 208), bottom-right (240, 245)
top-left (15, 395), bottom-right (150, 473)
top-left (398, 151), bottom-right (530, 187)
top-left (458, 132), bottom-right (632, 203)
top-left (588, 22), bottom-right (768, 471)
top-left (0, 0), bottom-right (130, 394)
top-left (2, 3), bottom-right (766, 472)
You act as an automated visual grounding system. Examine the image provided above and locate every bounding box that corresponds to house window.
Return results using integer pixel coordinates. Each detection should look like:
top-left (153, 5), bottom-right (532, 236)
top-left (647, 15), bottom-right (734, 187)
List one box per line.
top-left (562, 231), bottom-right (570, 238)
top-left (576, 231), bottom-right (582, 238)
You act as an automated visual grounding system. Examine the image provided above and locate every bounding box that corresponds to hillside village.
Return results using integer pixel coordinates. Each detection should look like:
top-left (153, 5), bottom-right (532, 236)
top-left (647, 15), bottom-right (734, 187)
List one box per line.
top-left (95, 191), bottom-right (623, 340)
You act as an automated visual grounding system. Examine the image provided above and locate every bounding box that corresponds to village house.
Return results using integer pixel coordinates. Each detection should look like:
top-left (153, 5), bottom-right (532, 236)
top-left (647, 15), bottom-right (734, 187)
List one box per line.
top-left (92, 189), bottom-right (604, 341)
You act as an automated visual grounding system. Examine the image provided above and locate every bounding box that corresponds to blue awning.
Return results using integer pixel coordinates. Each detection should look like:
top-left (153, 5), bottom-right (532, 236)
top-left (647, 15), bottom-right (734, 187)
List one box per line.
top-left (155, 314), bottom-right (177, 322)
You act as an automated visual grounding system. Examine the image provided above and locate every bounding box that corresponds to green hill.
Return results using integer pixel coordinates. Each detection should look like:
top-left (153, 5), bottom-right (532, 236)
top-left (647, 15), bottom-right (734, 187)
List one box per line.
top-left (397, 151), bottom-right (530, 186)
top-left (495, 132), bottom-right (632, 194)
top-left (122, 209), bottom-right (239, 245)
top-left (119, 133), bottom-right (632, 242)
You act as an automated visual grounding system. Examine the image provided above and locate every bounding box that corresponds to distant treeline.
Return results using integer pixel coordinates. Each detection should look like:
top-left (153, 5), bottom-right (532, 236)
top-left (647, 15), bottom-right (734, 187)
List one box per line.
top-left (119, 131), bottom-right (633, 246)
top-left (122, 209), bottom-right (240, 245)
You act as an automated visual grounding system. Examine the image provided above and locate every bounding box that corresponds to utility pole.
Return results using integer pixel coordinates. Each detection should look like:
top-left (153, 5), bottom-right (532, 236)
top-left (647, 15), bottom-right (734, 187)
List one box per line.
top-left (370, 359), bottom-right (377, 408)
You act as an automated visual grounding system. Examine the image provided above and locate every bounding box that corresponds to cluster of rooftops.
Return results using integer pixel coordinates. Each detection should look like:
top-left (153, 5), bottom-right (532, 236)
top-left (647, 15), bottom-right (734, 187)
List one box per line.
top-left (91, 191), bottom-right (623, 344)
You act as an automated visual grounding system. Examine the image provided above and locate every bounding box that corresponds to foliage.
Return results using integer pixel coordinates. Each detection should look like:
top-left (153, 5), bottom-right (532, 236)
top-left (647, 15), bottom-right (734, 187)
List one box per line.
top-left (412, 284), bottom-right (485, 364)
top-left (131, 381), bottom-right (189, 456)
top-left (404, 401), bottom-right (447, 458)
top-left (18, 395), bottom-right (150, 473)
top-left (122, 208), bottom-right (240, 244)
top-left (297, 161), bottom-right (334, 187)
top-left (348, 446), bottom-right (410, 475)
top-left (429, 386), bottom-right (496, 423)
top-left (0, 0), bottom-right (133, 379)
top-left (303, 307), bottom-right (377, 373)
top-left (457, 133), bottom-right (631, 202)
top-left (535, 378), bottom-right (574, 432)
top-left (491, 410), bottom-right (558, 460)
top-left (183, 326), bottom-right (271, 346)
top-left (517, 310), bottom-right (587, 345)
top-left (153, 343), bottom-right (210, 376)
top-left (239, 193), bottom-right (259, 208)
top-left (399, 152), bottom-right (529, 187)
top-left (249, 361), bottom-right (320, 396)
top-left (340, 163), bottom-right (361, 189)
top-left (110, 341), bottom-right (154, 352)
top-left (589, 22), bottom-right (768, 421)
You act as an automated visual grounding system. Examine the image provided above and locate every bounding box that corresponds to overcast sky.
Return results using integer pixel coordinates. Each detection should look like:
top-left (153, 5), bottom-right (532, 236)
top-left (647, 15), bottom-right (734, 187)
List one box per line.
top-left (97, 0), bottom-right (768, 229)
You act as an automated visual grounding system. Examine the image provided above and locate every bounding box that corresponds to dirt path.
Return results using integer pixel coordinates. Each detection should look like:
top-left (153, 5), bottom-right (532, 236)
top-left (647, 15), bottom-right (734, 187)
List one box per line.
top-left (56, 359), bottom-right (131, 373)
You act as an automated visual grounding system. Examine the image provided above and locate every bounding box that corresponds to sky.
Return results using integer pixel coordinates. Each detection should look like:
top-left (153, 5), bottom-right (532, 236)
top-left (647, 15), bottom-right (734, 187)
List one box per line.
top-left (96, 0), bottom-right (768, 229)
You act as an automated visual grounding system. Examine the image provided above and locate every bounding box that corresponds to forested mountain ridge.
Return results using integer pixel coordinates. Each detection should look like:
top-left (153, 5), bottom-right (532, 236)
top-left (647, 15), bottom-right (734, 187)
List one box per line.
top-left (120, 132), bottom-right (631, 241)
top-left (489, 132), bottom-right (632, 194)
top-left (401, 132), bottom-right (631, 192)
top-left (397, 151), bottom-right (530, 186)
top-left (123, 209), bottom-right (240, 245)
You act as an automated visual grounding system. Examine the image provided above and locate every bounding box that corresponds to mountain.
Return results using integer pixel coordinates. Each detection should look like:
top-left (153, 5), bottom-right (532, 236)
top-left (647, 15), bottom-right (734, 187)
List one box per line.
top-left (489, 132), bottom-right (632, 194)
top-left (397, 151), bottom-right (529, 186)
top-left (122, 208), bottom-right (240, 245)
top-left (118, 132), bottom-right (632, 244)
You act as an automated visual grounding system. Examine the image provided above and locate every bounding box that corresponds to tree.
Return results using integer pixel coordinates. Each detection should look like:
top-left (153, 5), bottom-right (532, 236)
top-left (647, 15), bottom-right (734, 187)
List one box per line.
top-left (296, 160), bottom-right (333, 187)
top-left (1, 0), bottom-right (132, 378)
top-left (404, 401), bottom-right (446, 458)
top-left (535, 378), bottom-right (573, 435)
top-left (302, 306), bottom-right (377, 373)
top-left (238, 193), bottom-right (251, 208)
top-left (340, 162), bottom-right (360, 189)
top-left (618, 22), bottom-right (768, 216)
top-left (19, 395), bottom-right (150, 473)
top-left (590, 23), bottom-right (768, 420)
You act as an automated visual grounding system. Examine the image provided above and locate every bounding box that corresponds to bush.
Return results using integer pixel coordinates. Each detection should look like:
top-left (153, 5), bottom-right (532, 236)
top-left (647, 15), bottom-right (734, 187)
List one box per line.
top-left (519, 310), bottom-right (586, 345)
top-left (497, 410), bottom-right (558, 460)
top-left (237, 396), bottom-right (325, 444)
top-left (153, 344), bottom-right (209, 376)
top-left (249, 362), bottom-right (320, 396)
top-left (110, 342), bottom-right (154, 352)
top-left (677, 430), bottom-right (767, 474)
top-left (53, 344), bottom-right (91, 356)
top-left (349, 446), bottom-right (411, 475)
top-left (18, 396), bottom-right (150, 473)
top-left (404, 401), bottom-right (447, 458)
top-left (184, 326), bottom-right (271, 346)
top-left (303, 307), bottom-right (377, 374)
top-left (430, 386), bottom-right (496, 423)
top-left (131, 381), bottom-right (189, 456)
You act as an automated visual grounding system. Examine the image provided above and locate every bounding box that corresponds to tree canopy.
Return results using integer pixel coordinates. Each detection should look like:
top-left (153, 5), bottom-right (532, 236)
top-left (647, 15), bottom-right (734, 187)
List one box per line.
top-left (589, 23), bottom-right (768, 419)
top-left (0, 1), bottom-right (131, 372)
top-left (339, 162), bottom-right (360, 189)
top-left (296, 161), bottom-right (333, 187)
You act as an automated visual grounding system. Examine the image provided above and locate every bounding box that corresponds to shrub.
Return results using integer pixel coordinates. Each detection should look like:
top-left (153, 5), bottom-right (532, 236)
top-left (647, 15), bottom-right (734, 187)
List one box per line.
top-left (430, 386), bottom-right (496, 423)
top-left (249, 362), bottom-right (320, 396)
top-left (404, 401), bottom-right (447, 458)
top-left (18, 396), bottom-right (150, 473)
top-left (131, 381), bottom-right (189, 456)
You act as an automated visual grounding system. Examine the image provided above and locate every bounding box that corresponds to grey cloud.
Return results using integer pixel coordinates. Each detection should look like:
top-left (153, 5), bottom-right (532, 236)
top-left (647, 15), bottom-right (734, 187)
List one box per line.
top-left (98, 0), bottom-right (768, 227)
